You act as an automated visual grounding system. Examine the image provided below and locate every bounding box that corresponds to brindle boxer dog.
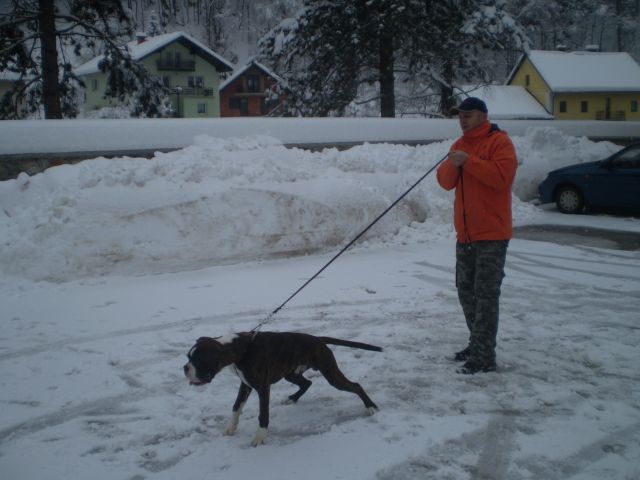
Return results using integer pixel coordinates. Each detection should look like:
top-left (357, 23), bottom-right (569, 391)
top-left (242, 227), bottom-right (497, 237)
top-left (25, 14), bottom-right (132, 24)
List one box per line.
top-left (183, 332), bottom-right (381, 446)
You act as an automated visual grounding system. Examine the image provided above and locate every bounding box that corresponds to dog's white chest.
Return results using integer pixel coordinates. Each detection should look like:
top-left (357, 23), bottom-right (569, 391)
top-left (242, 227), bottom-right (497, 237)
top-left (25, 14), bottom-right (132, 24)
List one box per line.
top-left (231, 364), bottom-right (253, 388)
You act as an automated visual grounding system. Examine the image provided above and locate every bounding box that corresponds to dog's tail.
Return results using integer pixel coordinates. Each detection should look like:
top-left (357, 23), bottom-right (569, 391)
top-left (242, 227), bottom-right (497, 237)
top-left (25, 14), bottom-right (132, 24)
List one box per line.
top-left (320, 337), bottom-right (383, 352)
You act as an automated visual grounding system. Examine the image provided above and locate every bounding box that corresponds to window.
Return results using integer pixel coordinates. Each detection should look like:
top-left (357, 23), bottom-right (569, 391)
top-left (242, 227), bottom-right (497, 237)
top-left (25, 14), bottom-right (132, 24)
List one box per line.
top-left (164, 51), bottom-right (173, 67)
top-left (162, 76), bottom-right (171, 87)
top-left (559, 101), bottom-right (567, 113)
top-left (581, 101), bottom-right (588, 113)
top-left (613, 145), bottom-right (640, 169)
top-left (247, 75), bottom-right (260, 93)
top-left (91, 79), bottom-right (98, 91)
top-left (188, 76), bottom-right (204, 88)
top-left (632, 100), bottom-right (638, 113)
top-left (197, 103), bottom-right (207, 114)
top-left (525, 74), bottom-right (530, 87)
top-left (229, 98), bottom-right (248, 114)
top-left (162, 51), bottom-right (185, 69)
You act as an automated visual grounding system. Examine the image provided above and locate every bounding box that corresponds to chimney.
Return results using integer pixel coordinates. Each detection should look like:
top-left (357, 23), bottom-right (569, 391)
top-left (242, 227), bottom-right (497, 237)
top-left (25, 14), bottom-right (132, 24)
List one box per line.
top-left (584, 44), bottom-right (600, 52)
top-left (136, 32), bottom-right (147, 44)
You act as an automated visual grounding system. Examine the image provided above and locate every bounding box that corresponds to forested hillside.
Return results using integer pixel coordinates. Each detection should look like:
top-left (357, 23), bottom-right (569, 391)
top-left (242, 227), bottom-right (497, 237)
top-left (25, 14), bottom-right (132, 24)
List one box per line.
top-left (1, 0), bottom-right (638, 119)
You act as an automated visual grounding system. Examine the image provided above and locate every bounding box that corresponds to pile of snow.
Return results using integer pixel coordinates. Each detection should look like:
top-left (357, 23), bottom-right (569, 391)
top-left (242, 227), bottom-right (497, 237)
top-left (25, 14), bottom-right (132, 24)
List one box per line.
top-left (0, 127), bottom-right (621, 282)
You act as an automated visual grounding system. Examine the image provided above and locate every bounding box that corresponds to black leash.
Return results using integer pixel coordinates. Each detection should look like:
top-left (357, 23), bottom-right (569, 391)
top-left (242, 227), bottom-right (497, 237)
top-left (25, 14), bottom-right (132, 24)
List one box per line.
top-left (251, 151), bottom-right (450, 332)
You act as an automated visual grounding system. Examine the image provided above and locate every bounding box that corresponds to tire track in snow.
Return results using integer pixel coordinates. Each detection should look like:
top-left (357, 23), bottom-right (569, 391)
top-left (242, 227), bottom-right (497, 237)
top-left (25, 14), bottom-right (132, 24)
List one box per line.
top-left (517, 421), bottom-right (640, 479)
top-left (509, 248), bottom-right (639, 268)
top-left (474, 412), bottom-right (518, 480)
top-left (0, 380), bottom-right (177, 443)
top-left (508, 251), bottom-right (640, 282)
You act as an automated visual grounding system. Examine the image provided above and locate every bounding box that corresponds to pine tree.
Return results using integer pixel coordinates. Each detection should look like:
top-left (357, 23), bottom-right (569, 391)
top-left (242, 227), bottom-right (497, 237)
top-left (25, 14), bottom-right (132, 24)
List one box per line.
top-left (259, 0), bottom-right (410, 117)
top-left (0, 0), bottom-right (169, 119)
top-left (404, 1), bottom-right (528, 115)
top-left (506, 0), bottom-right (639, 55)
top-left (259, 0), bottom-right (527, 117)
top-left (146, 9), bottom-right (163, 36)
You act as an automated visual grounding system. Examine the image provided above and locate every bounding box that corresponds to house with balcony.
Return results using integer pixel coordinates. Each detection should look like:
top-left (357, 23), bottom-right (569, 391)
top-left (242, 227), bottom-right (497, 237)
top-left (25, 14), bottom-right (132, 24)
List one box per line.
top-left (75, 31), bottom-right (233, 117)
top-left (219, 60), bottom-right (286, 117)
top-left (506, 50), bottom-right (640, 121)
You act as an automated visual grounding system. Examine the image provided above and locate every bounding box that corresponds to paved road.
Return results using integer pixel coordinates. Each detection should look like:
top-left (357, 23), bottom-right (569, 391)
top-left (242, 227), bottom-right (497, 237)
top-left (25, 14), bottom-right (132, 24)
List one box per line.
top-left (514, 224), bottom-right (640, 251)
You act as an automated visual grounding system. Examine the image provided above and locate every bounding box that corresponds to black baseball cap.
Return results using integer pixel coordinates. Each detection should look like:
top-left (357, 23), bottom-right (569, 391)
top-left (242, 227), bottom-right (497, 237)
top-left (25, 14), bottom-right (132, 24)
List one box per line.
top-left (450, 97), bottom-right (488, 114)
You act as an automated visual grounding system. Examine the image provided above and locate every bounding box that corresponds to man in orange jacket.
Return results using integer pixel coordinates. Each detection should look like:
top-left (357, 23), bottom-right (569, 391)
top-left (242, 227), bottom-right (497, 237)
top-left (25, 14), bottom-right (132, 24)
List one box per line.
top-left (436, 97), bottom-right (518, 374)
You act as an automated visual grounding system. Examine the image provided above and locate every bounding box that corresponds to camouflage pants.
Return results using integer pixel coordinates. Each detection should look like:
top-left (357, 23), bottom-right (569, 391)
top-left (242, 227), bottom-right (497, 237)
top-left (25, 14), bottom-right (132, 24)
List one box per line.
top-left (455, 240), bottom-right (509, 365)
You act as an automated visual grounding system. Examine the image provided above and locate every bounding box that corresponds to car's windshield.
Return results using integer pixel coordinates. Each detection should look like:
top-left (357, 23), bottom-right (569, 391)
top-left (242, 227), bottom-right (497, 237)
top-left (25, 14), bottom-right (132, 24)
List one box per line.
top-left (612, 145), bottom-right (640, 169)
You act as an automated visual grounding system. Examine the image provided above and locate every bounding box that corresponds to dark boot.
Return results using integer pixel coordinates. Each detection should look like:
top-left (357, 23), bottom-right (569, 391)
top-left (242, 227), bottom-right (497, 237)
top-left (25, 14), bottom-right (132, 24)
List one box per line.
top-left (456, 360), bottom-right (497, 375)
top-left (454, 346), bottom-right (471, 362)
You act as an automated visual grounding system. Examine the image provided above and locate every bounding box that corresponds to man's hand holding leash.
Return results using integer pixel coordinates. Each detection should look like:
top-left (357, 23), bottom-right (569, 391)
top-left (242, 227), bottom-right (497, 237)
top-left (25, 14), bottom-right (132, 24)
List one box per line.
top-left (448, 150), bottom-right (469, 168)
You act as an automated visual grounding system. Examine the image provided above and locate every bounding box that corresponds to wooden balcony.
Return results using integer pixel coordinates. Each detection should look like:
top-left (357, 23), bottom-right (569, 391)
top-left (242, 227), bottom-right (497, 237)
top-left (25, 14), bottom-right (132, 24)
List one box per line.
top-left (596, 110), bottom-right (626, 120)
top-left (156, 59), bottom-right (196, 71)
top-left (172, 87), bottom-right (214, 97)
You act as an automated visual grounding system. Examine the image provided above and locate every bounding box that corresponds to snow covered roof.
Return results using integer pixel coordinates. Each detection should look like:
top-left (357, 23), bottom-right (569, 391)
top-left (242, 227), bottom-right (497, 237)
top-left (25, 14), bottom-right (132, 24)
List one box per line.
top-left (74, 31), bottom-right (233, 76)
top-left (219, 59), bottom-right (283, 91)
top-left (509, 50), bottom-right (640, 93)
top-left (456, 85), bottom-right (553, 119)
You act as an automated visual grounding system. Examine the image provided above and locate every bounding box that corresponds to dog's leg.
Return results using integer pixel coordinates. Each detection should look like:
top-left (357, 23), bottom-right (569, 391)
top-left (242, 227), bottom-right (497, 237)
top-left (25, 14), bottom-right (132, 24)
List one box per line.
top-left (225, 382), bottom-right (252, 436)
top-left (319, 357), bottom-right (378, 415)
top-left (282, 373), bottom-right (312, 404)
top-left (250, 385), bottom-right (270, 447)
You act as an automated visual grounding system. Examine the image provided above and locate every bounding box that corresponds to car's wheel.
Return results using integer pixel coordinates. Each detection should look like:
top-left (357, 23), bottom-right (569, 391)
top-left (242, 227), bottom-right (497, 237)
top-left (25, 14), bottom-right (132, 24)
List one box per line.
top-left (555, 185), bottom-right (584, 214)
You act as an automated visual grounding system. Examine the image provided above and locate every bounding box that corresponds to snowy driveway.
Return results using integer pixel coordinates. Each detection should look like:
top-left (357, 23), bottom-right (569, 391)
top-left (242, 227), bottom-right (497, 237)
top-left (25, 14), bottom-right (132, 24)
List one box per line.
top-left (1, 132), bottom-right (639, 478)
top-left (1, 230), bottom-right (639, 479)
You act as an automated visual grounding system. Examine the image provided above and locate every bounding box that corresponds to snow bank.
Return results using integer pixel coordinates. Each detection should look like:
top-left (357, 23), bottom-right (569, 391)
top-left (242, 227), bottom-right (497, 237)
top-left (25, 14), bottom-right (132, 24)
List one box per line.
top-left (0, 128), bottom-right (621, 281)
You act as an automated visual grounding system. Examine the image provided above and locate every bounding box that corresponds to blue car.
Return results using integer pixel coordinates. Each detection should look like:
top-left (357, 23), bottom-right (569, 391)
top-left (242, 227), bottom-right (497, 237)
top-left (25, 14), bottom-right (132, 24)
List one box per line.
top-left (538, 143), bottom-right (640, 214)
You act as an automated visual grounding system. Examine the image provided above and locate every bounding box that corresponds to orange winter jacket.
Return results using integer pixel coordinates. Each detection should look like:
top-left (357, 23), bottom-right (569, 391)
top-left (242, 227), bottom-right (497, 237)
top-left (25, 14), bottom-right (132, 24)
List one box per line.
top-left (436, 120), bottom-right (517, 243)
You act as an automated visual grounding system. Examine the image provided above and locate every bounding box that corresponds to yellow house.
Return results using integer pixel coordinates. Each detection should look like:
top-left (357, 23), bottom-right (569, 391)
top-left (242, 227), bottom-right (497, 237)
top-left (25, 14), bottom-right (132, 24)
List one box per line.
top-left (507, 50), bottom-right (640, 121)
top-left (75, 32), bottom-right (233, 117)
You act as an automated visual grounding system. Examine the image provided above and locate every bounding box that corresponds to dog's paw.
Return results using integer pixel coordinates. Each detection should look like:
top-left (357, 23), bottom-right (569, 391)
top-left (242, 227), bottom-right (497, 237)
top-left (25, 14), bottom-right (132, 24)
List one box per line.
top-left (281, 398), bottom-right (296, 405)
top-left (224, 417), bottom-right (239, 436)
top-left (366, 406), bottom-right (378, 416)
top-left (224, 410), bottom-right (241, 435)
top-left (250, 428), bottom-right (268, 447)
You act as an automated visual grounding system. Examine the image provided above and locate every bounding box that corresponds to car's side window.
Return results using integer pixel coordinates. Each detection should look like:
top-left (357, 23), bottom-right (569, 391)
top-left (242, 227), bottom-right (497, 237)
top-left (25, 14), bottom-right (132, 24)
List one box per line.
top-left (613, 148), bottom-right (640, 169)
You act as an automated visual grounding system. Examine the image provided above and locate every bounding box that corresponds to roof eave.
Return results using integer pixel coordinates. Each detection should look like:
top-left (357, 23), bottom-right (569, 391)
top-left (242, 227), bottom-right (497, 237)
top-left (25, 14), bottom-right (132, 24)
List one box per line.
top-left (75, 32), bottom-right (233, 76)
top-left (173, 37), bottom-right (233, 72)
top-left (505, 52), bottom-right (527, 85)
top-left (552, 88), bottom-right (640, 93)
top-left (219, 60), bottom-right (283, 92)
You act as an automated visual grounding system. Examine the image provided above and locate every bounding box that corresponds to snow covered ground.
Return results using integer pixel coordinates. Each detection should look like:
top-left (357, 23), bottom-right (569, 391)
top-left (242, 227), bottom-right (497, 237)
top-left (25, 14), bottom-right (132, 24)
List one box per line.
top-left (1, 126), bottom-right (639, 479)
